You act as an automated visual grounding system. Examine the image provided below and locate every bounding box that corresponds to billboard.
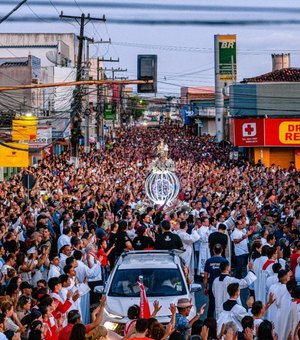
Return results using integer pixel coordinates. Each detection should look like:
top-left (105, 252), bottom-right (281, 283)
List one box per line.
top-left (215, 35), bottom-right (237, 83)
top-left (232, 118), bottom-right (300, 147)
top-left (137, 55), bottom-right (157, 93)
top-left (12, 116), bottom-right (37, 141)
top-left (0, 143), bottom-right (28, 167)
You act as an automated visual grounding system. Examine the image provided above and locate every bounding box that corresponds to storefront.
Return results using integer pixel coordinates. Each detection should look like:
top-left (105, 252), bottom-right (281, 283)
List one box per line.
top-left (230, 118), bottom-right (300, 169)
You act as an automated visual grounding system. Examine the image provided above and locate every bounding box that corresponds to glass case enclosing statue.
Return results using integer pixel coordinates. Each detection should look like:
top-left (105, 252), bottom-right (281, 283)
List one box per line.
top-left (145, 140), bottom-right (180, 207)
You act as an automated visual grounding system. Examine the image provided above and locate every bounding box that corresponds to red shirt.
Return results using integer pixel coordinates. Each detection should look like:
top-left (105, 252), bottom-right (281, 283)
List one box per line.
top-left (290, 252), bottom-right (300, 277)
top-left (58, 323), bottom-right (92, 340)
top-left (44, 318), bottom-right (58, 340)
top-left (97, 248), bottom-right (108, 266)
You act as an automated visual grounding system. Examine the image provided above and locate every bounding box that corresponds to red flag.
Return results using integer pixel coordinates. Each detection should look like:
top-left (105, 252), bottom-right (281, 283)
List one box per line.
top-left (137, 281), bottom-right (151, 319)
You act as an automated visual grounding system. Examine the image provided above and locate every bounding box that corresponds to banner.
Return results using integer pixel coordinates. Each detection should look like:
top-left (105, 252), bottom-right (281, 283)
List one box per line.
top-left (12, 116), bottom-right (37, 141)
top-left (0, 143), bottom-right (29, 167)
top-left (136, 281), bottom-right (151, 319)
top-left (112, 84), bottom-right (120, 104)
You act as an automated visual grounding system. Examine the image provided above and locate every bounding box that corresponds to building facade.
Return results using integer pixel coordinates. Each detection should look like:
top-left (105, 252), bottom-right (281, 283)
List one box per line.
top-left (229, 67), bottom-right (300, 169)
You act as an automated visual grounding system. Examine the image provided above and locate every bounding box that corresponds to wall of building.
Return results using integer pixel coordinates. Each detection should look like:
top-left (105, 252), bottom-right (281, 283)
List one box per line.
top-left (0, 33), bottom-right (78, 67)
top-left (230, 83), bottom-right (300, 117)
top-left (0, 65), bottom-right (32, 112)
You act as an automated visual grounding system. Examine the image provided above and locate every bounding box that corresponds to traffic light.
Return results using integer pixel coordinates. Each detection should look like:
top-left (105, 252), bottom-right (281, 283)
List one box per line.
top-left (71, 128), bottom-right (83, 144)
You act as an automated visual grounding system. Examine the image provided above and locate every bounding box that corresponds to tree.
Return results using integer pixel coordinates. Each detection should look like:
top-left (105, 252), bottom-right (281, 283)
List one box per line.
top-left (127, 96), bottom-right (148, 121)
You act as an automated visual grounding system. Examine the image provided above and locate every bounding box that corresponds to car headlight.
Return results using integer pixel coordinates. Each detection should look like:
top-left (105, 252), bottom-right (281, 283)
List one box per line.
top-left (103, 321), bottom-right (119, 331)
top-left (104, 307), bottom-right (123, 319)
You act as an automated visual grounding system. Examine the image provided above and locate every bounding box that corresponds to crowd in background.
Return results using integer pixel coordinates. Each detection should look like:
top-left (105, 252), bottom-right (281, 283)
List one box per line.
top-left (0, 126), bottom-right (299, 339)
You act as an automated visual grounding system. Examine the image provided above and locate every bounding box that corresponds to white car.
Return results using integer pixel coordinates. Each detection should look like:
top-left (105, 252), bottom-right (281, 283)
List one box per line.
top-left (96, 250), bottom-right (201, 335)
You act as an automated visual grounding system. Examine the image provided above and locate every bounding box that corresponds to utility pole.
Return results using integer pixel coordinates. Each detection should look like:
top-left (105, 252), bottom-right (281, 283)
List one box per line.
top-left (95, 56), bottom-right (119, 148)
top-left (84, 36), bottom-right (94, 153)
top-left (59, 11), bottom-right (106, 168)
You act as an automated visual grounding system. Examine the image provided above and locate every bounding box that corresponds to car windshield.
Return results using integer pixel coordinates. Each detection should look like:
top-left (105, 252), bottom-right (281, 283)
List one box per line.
top-left (108, 268), bottom-right (187, 297)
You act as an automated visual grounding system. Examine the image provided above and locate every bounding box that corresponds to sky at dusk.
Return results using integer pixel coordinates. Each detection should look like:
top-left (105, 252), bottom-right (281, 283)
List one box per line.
top-left (1, 0), bottom-right (300, 95)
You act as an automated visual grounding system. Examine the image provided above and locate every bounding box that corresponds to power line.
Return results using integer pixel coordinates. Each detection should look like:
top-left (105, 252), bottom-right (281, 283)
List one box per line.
top-left (5, 16), bottom-right (300, 26)
top-left (3, 2), bottom-right (300, 15)
top-left (0, 0), bottom-right (28, 24)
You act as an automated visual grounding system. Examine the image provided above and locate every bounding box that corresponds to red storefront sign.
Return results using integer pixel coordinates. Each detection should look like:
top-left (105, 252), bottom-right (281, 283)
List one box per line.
top-left (232, 118), bottom-right (300, 147)
top-left (265, 119), bottom-right (300, 146)
top-left (233, 118), bottom-right (265, 146)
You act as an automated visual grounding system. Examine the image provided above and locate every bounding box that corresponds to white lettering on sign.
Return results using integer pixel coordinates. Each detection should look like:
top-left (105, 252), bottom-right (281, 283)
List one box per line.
top-left (221, 42), bottom-right (235, 48)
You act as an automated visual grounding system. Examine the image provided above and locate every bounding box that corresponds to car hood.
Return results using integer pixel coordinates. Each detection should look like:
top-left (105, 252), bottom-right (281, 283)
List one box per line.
top-left (105, 294), bottom-right (196, 322)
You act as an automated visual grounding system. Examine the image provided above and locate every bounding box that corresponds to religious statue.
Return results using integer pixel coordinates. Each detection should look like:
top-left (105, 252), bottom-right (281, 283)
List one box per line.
top-left (145, 139), bottom-right (180, 206)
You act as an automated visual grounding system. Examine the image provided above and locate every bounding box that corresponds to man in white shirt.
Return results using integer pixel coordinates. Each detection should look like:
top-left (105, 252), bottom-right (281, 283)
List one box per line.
top-left (48, 254), bottom-right (61, 279)
top-left (57, 227), bottom-right (71, 253)
top-left (231, 218), bottom-right (253, 278)
top-left (191, 201), bottom-right (203, 219)
top-left (59, 245), bottom-right (72, 271)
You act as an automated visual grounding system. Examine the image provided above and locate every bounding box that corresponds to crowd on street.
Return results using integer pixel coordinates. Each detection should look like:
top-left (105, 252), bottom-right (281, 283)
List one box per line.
top-left (0, 125), bottom-right (299, 340)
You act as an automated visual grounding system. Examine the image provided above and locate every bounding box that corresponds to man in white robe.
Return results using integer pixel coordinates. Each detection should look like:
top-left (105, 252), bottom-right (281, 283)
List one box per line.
top-left (287, 286), bottom-right (300, 339)
top-left (268, 269), bottom-right (292, 340)
top-left (253, 245), bottom-right (269, 302)
top-left (59, 274), bottom-right (80, 326)
top-left (212, 260), bottom-right (256, 319)
top-left (265, 263), bottom-right (281, 296)
top-left (177, 221), bottom-right (200, 282)
top-left (73, 250), bottom-right (99, 324)
top-left (197, 217), bottom-right (212, 275)
top-left (257, 247), bottom-right (278, 304)
top-left (217, 282), bottom-right (249, 334)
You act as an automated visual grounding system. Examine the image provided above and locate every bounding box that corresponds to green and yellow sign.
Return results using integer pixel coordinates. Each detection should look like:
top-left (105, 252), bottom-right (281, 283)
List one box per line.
top-left (217, 35), bottom-right (237, 81)
top-left (104, 104), bottom-right (116, 121)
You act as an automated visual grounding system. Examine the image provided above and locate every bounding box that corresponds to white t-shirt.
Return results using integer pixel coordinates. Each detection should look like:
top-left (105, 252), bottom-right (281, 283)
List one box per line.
top-left (231, 228), bottom-right (249, 256)
top-left (0, 333), bottom-right (8, 340)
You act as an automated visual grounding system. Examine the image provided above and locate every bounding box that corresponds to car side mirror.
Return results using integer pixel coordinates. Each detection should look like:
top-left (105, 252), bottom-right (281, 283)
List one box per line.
top-left (190, 283), bottom-right (202, 292)
top-left (94, 285), bottom-right (104, 294)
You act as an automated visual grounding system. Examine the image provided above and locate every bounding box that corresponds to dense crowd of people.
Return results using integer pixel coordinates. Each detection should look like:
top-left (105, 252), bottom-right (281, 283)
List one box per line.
top-left (0, 125), bottom-right (299, 340)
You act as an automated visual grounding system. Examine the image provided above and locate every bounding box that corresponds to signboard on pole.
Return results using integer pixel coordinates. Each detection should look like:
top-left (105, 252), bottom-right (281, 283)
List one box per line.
top-left (0, 143), bottom-right (29, 167)
top-left (12, 116), bottom-right (37, 141)
top-left (216, 35), bottom-right (237, 83)
top-left (137, 55), bottom-right (157, 93)
top-left (104, 104), bottom-right (116, 121)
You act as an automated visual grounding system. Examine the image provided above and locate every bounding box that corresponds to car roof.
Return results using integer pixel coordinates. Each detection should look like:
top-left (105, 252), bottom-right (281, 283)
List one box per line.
top-left (117, 251), bottom-right (181, 270)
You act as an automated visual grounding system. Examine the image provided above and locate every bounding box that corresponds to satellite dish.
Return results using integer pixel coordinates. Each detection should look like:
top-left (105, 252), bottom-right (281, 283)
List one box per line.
top-left (46, 51), bottom-right (63, 66)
